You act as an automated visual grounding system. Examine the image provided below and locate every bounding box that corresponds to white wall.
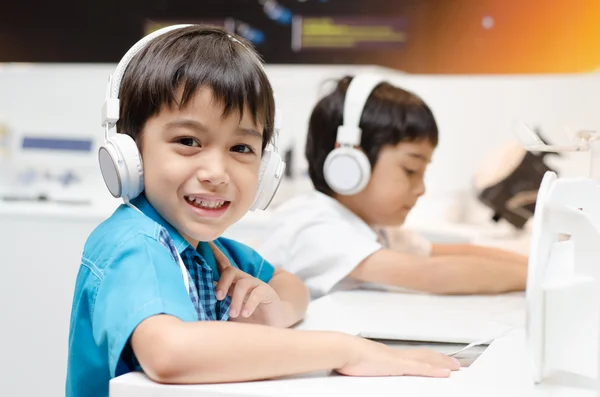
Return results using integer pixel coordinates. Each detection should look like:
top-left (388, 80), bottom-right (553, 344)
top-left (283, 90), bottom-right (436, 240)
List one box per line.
top-left (2, 64), bottom-right (600, 233)
top-left (2, 62), bottom-right (599, 225)
top-left (390, 73), bottom-right (600, 190)
top-left (267, 66), bottom-right (600, 193)
top-left (1, 63), bottom-right (598, 199)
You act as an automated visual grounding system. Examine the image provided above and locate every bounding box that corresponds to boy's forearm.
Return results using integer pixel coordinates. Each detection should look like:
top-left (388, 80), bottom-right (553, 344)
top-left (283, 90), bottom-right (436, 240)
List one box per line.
top-left (432, 243), bottom-right (528, 265)
top-left (421, 255), bottom-right (527, 294)
top-left (133, 316), bottom-right (351, 384)
top-left (350, 249), bottom-right (526, 295)
top-left (172, 323), bottom-right (349, 383)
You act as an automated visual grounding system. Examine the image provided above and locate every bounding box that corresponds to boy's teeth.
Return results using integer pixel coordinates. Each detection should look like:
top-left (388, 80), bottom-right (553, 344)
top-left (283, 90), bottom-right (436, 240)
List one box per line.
top-left (186, 196), bottom-right (225, 209)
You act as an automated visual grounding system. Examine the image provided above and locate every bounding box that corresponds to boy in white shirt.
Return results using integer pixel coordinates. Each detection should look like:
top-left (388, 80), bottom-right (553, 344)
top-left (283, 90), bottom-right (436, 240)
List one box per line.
top-left (258, 74), bottom-right (528, 299)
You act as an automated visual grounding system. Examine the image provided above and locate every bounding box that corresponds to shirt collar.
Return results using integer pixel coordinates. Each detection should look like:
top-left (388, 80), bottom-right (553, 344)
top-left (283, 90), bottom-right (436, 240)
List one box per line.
top-left (130, 194), bottom-right (192, 254)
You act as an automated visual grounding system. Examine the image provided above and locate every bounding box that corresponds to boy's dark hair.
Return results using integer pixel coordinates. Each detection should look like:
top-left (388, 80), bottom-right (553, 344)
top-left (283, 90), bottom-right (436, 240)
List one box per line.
top-left (117, 25), bottom-right (275, 150)
top-left (306, 75), bottom-right (439, 196)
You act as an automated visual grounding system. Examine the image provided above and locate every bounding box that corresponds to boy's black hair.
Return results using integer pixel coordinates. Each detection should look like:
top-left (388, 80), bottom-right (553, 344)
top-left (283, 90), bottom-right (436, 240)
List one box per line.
top-left (117, 25), bottom-right (275, 150)
top-left (306, 75), bottom-right (439, 196)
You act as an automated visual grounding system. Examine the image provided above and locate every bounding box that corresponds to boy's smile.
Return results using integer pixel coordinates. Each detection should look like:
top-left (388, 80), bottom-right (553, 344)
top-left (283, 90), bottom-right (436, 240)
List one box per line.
top-left (139, 87), bottom-right (264, 247)
top-left (184, 193), bottom-right (231, 218)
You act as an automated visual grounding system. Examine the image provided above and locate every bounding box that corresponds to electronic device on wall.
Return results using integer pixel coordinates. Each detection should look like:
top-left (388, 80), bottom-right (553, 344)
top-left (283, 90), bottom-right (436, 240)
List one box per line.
top-left (0, 131), bottom-right (96, 204)
top-left (323, 74), bottom-right (386, 195)
top-left (98, 24), bottom-right (285, 211)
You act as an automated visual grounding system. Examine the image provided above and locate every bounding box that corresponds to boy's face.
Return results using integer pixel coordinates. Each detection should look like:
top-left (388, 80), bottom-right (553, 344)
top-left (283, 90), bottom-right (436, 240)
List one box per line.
top-left (139, 87), bottom-right (264, 246)
top-left (341, 139), bottom-right (434, 226)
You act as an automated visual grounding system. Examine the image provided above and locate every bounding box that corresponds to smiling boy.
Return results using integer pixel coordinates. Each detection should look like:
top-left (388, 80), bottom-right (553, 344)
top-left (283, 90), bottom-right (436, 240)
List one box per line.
top-left (65, 26), bottom-right (459, 397)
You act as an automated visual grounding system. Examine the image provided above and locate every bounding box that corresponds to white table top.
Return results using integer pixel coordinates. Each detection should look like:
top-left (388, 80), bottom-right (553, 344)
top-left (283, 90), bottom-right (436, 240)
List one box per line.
top-left (109, 329), bottom-right (596, 397)
top-left (295, 289), bottom-right (526, 344)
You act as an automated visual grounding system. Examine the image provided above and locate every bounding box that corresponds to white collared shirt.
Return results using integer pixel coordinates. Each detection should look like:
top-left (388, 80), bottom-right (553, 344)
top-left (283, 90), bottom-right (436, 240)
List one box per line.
top-left (257, 191), bottom-right (432, 299)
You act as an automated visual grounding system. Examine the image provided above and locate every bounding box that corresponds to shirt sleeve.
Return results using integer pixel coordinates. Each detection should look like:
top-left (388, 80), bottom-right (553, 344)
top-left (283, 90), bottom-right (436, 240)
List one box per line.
top-left (270, 219), bottom-right (383, 299)
top-left (91, 233), bottom-right (198, 378)
top-left (214, 237), bottom-right (275, 283)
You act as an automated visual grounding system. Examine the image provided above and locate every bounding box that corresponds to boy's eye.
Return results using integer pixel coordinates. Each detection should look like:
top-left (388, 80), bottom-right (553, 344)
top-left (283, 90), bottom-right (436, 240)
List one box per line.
top-left (231, 144), bottom-right (254, 154)
top-left (177, 137), bottom-right (200, 147)
top-left (403, 168), bottom-right (417, 176)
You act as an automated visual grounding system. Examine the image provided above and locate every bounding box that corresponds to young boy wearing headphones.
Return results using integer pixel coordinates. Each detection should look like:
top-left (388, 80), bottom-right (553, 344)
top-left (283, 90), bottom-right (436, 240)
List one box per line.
top-left (66, 26), bottom-right (460, 397)
top-left (257, 75), bottom-right (528, 300)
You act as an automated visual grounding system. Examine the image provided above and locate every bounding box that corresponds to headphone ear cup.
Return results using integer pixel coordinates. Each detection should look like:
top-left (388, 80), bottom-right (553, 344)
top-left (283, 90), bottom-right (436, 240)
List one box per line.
top-left (98, 134), bottom-right (144, 200)
top-left (250, 148), bottom-right (285, 211)
top-left (323, 147), bottom-right (371, 195)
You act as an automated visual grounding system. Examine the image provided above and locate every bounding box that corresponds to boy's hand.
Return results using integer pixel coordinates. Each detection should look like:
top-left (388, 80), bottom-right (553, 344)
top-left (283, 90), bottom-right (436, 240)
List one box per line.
top-left (337, 335), bottom-right (461, 377)
top-left (209, 242), bottom-right (283, 324)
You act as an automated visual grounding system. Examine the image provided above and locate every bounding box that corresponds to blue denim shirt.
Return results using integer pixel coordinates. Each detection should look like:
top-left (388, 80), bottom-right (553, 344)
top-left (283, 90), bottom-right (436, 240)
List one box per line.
top-left (66, 194), bottom-right (274, 397)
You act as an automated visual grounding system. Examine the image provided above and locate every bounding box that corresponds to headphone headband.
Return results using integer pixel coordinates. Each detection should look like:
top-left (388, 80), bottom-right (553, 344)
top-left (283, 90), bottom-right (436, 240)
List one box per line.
top-left (101, 24), bottom-right (194, 131)
top-left (101, 24), bottom-right (280, 143)
top-left (111, 24), bottom-right (194, 101)
top-left (336, 74), bottom-right (387, 147)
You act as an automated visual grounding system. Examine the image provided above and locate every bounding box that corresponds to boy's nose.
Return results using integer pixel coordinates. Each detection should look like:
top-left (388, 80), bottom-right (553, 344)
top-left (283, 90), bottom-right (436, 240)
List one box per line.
top-left (413, 180), bottom-right (426, 197)
top-left (195, 152), bottom-right (229, 185)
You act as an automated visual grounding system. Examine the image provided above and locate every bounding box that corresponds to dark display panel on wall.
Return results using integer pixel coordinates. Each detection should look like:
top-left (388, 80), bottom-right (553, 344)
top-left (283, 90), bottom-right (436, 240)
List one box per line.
top-left (1, 0), bottom-right (598, 74)
top-left (2, 0), bottom-right (418, 65)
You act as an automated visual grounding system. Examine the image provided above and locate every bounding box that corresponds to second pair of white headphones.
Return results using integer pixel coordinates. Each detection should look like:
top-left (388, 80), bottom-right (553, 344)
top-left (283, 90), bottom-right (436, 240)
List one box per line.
top-left (323, 74), bottom-right (387, 195)
top-left (99, 24), bottom-right (285, 211)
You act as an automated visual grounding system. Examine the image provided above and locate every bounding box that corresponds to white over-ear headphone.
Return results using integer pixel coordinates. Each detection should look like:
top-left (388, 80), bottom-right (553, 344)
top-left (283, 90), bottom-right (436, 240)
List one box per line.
top-left (99, 24), bottom-right (285, 210)
top-left (323, 74), bottom-right (386, 195)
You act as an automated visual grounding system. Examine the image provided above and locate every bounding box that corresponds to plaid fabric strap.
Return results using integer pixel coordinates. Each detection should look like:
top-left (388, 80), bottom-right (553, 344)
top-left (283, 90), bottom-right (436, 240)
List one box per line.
top-left (157, 228), bottom-right (230, 321)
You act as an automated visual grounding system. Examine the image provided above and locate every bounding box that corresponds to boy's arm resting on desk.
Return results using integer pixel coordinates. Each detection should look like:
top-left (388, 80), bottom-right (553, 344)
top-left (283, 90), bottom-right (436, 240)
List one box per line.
top-left (114, 238), bottom-right (459, 384)
top-left (349, 248), bottom-right (527, 295)
top-left (431, 243), bottom-right (528, 265)
top-left (131, 314), bottom-right (460, 384)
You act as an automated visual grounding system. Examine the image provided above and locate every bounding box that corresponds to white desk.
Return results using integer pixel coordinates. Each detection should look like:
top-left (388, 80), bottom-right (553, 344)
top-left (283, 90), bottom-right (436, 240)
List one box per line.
top-left (295, 289), bottom-right (525, 344)
top-left (110, 329), bottom-right (595, 397)
top-left (109, 289), bottom-right (595, 396)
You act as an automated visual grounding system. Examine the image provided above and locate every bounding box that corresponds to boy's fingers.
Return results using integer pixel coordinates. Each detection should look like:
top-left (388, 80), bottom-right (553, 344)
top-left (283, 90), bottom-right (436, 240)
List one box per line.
top-left (240, 286), bottom-right (266, 318)
top-left (229, 279), bottom-right (255, 318)
top-left (208, 241), bottom-right (232, 273)
top-left (215, 267), bottom-right (238, 301)
top-left (402, 349), bottom-right (461, 371)
top-left (398, 360), bottom-right (452, 378)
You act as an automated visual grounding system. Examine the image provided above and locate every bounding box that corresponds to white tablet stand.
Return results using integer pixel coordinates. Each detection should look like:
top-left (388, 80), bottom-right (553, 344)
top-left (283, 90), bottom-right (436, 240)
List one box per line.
top-left (517, 122), bottom-right (600, 392)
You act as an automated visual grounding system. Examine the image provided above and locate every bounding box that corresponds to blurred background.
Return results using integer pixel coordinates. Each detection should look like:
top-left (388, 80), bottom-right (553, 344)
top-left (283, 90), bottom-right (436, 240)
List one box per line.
top-left (1, 1), bottom-right (600, 395)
